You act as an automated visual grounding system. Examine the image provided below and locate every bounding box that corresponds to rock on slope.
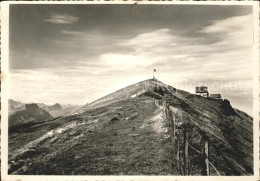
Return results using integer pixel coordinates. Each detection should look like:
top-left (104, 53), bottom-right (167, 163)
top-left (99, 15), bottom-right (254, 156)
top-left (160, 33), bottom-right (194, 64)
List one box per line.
top-left (8, 79), bottom-right (253, 175)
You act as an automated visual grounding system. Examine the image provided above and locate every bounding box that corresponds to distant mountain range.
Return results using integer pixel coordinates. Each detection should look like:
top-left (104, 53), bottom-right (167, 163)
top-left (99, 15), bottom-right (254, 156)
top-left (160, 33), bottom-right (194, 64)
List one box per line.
top-left (9, 103), bottom-right (53, 129)
top-left (8, 79), bottom-right (253, 175)
top-left (8, 99), bottom-right (80, 129)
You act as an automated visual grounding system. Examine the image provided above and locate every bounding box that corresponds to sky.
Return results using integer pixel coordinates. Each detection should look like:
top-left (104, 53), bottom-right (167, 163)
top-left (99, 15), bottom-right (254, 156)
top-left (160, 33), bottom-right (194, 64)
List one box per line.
top-left (9, 4), bottom-right (254, 115)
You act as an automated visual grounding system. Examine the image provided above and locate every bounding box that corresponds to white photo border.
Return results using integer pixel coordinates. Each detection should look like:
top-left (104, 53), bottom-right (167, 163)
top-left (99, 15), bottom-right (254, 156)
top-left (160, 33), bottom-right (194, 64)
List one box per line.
top-left (1, 1), bottom-right (259, 180)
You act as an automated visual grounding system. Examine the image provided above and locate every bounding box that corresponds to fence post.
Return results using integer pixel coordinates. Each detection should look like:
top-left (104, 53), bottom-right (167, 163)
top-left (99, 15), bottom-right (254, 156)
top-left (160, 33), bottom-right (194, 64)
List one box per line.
top-left (173, 114), bottom-right (176, 143)
top-left (164, 101), bottom-right (167, 117)
top-left (170, 112), bottom-right (176, 154)
top-left (167, 104), bottom-right (171, 128)
top-left (176, 134), bottom-right (180, 170)
top-left (202, 135), bottom-right (210, 176)
top-left (184, 129), bottom-right (189, 175)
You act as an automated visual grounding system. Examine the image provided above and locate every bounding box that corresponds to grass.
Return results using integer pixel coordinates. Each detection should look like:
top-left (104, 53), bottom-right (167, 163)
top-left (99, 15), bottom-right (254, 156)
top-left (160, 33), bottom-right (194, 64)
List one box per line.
top-left (9, 97), bottom-right (179, 175)
top-left (8, 79), bottom-right (253, 175)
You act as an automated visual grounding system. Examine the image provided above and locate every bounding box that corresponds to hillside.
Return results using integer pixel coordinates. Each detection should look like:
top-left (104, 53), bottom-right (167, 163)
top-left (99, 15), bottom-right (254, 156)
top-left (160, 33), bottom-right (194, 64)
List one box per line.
top-left (8, 79), bottom-right (253, 175)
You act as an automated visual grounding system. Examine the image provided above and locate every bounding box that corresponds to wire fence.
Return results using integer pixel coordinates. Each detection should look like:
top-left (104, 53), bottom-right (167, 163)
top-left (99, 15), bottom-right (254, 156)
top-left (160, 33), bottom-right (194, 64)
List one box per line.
top-left (157, 98), bottom-right (221, 176)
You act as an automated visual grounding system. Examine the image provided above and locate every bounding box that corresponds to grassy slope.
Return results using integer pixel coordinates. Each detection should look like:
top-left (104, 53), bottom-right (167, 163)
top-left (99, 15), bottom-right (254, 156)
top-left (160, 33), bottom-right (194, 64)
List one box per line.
top-left (141, 80), bottom-right (253, 175)
top-left (9, 97), bottom-right (178, 175)
top-left (8, 79), bottom-right (253, 175)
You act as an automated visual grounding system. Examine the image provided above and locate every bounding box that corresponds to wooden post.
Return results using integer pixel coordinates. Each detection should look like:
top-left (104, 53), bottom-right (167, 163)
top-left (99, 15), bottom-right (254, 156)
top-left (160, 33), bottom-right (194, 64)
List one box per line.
top-left (202, 136), bottom-right (210, 176)
top-left (165, 104), bottom-right (167, 113)
top-left (173, 114), bottom-right (176, 142)
top-left (170, 112), bottom-right (176, 153)
top-left (176, 134), bottom-right (180, 170)
top-left (166, 104), bottom-right (170, 127)
top-left (184, 129), bottom-right (189, 175)
top-left (168, 109), bottom-right (171, 128)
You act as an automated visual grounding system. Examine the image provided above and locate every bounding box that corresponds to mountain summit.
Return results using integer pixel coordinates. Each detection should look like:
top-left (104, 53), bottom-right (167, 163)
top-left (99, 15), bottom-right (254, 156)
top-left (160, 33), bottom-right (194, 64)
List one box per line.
top-left (8, 79), bottom-right (253, 175)
top-left (73, 79), bottom-right (179, 114)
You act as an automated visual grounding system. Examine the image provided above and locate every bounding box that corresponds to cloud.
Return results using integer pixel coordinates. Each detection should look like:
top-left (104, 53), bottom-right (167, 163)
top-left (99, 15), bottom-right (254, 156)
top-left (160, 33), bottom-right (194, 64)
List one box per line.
top-left (110, 15), bottom-right (253, 115)
top-left (44, 13), bottom-right (79, 24)
top-left (99, 53), bottom-right (152, 69)
top-left (199, 14), bottom-right (253, 48)
top-left (116, 20), bottom-right (252, 78)
top-left (10, 13), bottom-right (254, 115)
top-left (199, 14), bottom-right (252, 34)
top-left (120, 29), bottom-right (174, 48)
top-left (61, 30), bottom-right (82, 35)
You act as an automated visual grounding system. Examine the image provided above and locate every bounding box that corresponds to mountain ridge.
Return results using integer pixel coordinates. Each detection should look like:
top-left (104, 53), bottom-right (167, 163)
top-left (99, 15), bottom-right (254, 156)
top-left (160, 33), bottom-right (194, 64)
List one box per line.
top-left (9, 99), bottom-right (79, 118)
top-left (9, 103), bottom-right (53, 129)
top-left (8, 78), bottom-right (253, 175)
top-left (70, 78), bottom-right (253, 175)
